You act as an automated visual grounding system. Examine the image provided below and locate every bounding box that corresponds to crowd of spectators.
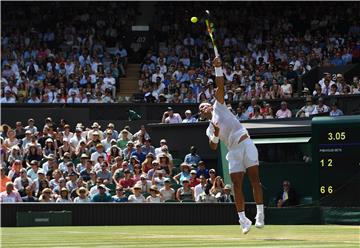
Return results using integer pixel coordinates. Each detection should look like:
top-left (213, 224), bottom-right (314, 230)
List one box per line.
top-left (0, 118), bottom-right (234, 203)
top-left (138, 2), bottom-right (360, 105)
top-left (1, 2), bottom-right (135, 104)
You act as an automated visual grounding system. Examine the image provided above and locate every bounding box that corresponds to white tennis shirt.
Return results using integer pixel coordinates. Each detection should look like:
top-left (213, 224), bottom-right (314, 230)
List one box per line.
top-left (206, 101), bottom-right (248, 150)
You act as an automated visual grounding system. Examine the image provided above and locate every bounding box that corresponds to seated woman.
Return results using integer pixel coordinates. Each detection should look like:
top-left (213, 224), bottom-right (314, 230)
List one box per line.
top-left (146, 185), bottom-right (162, 203)
top-left (173, 163), bottom-right (191, 185)
top-left (128, 184), bottom-right (145, 203)
top-left (176, 178), bottom-right (194, 202)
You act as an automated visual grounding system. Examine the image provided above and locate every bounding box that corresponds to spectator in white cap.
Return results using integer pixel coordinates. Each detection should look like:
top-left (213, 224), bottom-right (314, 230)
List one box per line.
top-left (182, 109), bottom-right (197, 123)
top-left (189, 169), bottom-right (200, 187)
top-left (154, 138), bottom-right (167, 157)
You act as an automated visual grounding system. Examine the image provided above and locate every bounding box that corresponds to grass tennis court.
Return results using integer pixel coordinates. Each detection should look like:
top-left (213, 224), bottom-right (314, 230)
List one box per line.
top-left (1, 225), bottom-right (359, 248)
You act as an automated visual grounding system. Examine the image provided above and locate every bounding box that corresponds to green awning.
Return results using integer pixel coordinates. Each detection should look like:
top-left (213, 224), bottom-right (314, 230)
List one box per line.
top-left (253, 137), bottom-right (311, 145)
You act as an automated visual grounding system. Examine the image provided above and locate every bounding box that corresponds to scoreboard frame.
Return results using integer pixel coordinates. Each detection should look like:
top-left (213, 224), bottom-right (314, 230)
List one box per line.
top-left (311, 115), bottom-right (360, 205)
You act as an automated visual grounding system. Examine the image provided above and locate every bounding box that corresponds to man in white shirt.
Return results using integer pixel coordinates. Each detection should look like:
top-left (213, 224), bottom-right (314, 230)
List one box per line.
top-left (90, 143), bottom-right (107, 163)
top-left (194, 175), bottom-right (207, 202)
top-left (151, 67), bottom-right (164, 83)
top-left (162, 107), bottom-right (182, 124)
top-left (199, 57), bottom-right (264, 234)
top-left (70, 128), bottom-right (85, 148)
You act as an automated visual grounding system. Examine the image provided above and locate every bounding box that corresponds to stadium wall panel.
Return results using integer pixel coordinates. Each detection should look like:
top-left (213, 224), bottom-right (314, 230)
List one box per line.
top-left (3, 204), bottom-right (358, 226)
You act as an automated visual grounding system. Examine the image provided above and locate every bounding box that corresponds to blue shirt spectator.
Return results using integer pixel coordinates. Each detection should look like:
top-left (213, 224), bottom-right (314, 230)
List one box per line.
top-left (184, 146), bottom-right (201, 166)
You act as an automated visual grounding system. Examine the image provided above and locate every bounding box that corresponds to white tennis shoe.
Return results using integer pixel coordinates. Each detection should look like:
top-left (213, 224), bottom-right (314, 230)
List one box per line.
top-left (239, 217), bottom-right (252, 234)
top-left (255, 213), bottom-right (265, 228)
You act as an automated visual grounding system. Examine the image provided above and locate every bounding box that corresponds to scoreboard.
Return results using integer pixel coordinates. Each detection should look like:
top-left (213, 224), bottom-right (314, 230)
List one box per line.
top-left (312, 116), bottom-right (360, 205)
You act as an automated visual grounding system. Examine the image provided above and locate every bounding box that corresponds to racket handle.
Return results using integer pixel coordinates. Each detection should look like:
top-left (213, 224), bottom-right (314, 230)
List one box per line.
top-left (214, 46), bottom-right (219, 58)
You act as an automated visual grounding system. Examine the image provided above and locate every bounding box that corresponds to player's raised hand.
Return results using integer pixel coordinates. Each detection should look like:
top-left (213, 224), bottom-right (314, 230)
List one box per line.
top-left (213, 57), bottom-right (222, 67)
top-left (211, 121), bottom-right (220, 136)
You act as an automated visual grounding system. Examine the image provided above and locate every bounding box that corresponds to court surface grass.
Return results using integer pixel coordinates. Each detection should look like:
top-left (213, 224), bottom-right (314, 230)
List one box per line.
top-left (1, 225), bottom-right (359, 248)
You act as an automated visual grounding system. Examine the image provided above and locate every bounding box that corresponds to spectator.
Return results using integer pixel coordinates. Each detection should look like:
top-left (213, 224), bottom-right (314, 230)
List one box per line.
top-left (132, 125), bottom-right (151, 144)
top-left (118, 169), bottom-right (135, 190)
top-left (329, 102), bottom-right (344, 116)
top-left (117, 129), bottom-right (132, 150)
top-left (14, 168), bottom-right (32, 196)
top-left (276, 101), bottom-right (292, 118)
top-left (128, 184), bottom-right (146, 203)
top-left (112, 186), bottom-right (128, 202)
top-left (162, 107), bottom-right (182, 124)
top-left (173, 163), bottom-right (191, 185)
top-left (74, 186), bottom-right (91, 203)
top-left (141, 139), bottom-right (155, 155)
top-left (189, 170), bottom-right (200, 188)
top-left (146, 185), bottom-right (162, 203)
top-left (209, 176), bottom-right (225, 202)
top-left (276, 180), bottom-right (298, 207)
top-left (131, 142), bottom-right (146, 164)
top-left (21, 186), bottom-right (38, 202)
top-left (141, 153), bottom-right (155, 174)
top-left (184, 146), bottom-right (201, 166)
top-left (96, 162), bottom-right (112, 185)
top-left (39, 188), bottom-right (54, 202)
top-left (194, 175), bottom-right (208, 202)
top-left (138, 174), bottom-right (152, 195)
top-left (159, 178), bottom-right (175, 201)
top-left (196, 161), bottom-right (209, 178)
top-left (152, 168), bottom-right (168, 189)
top-left (154, 139), bottom-right (167, 156)
top-left (296, 96), bottom-right (316, 117)
top-left (0, 166), bottom-right (11, 192)
top-left (219, 184), bottom-right (234, 203)
top-left (182, 110), bottom-right (197, 123)
top-left (91, 184), bottom-right (112, 202)
top-left (56, 187), bottom-right (72, 203)
top-left (312, 97), bottom-right (330, 115)
top-left (176, 178), bottom-right (194, 202)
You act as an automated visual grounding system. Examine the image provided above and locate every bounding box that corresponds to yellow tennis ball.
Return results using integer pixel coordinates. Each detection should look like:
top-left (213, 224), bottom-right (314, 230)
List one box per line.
top-left (191, 17), bottom-right (198, 23)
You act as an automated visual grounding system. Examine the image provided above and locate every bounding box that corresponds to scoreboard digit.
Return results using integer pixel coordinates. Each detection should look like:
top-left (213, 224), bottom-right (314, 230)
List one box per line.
top-left (312, 116), bottom-right (360, 205)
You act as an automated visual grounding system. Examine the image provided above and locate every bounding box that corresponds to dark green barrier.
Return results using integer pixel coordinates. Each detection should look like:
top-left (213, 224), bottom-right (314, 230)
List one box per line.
top-left (16, 210), bottom-right (72, 227)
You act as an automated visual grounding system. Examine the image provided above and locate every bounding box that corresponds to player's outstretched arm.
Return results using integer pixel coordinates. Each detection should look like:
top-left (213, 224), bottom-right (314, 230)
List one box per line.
top-left (213, 57), bottom-right (225, 104)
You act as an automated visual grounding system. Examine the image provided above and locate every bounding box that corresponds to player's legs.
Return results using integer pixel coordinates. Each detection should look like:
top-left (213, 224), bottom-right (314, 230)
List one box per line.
top-left (246, 160), bottom-right (265, 227)
top-left (230, 172), bottom-right (245, 212)
top-left (230, 171), bottom-right (252, 234)
top-left (243, 139), bottom-right (265, 228)
top-left (247, 165), bottom-right (263, 205)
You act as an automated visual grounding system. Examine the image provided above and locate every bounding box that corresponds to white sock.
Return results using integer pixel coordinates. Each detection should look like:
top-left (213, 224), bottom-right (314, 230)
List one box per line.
top-left (256, 204), bottom-right (264, 215)
top-left (238, 211), bottom-right (246, 222)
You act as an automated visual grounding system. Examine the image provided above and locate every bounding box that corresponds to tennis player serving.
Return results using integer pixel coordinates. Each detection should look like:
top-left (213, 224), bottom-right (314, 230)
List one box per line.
top-left (199, 57), bottom-right (264, 234)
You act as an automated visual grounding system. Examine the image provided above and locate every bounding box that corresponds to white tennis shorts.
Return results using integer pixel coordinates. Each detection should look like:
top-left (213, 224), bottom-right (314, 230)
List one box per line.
top-left (226, 138), bottom-right (259, 174)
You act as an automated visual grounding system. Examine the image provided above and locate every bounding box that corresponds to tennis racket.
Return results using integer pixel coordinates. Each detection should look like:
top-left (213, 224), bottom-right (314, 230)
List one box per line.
top-left (205, 10), bottom-right (219, 58)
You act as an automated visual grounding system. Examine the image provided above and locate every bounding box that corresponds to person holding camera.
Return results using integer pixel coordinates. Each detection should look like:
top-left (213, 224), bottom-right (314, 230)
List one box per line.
top-left (161, 107), bottom-right (182, 123)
